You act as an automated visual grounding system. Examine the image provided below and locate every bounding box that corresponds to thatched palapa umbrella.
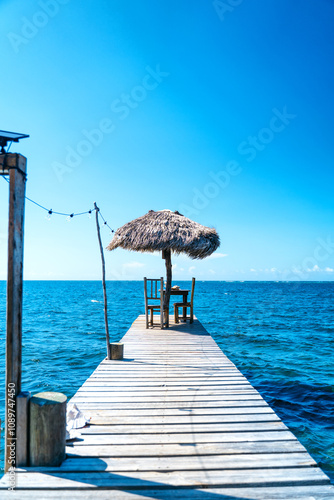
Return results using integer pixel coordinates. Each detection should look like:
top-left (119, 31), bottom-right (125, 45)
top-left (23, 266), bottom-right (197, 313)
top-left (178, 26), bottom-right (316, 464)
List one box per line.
top-left (107, 210), bottom-right (220, 325)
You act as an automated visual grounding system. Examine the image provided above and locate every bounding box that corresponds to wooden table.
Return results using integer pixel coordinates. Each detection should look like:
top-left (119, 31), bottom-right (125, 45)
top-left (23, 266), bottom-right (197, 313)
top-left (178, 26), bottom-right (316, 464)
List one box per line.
top-left (170, 289), bottom-right (189, 321)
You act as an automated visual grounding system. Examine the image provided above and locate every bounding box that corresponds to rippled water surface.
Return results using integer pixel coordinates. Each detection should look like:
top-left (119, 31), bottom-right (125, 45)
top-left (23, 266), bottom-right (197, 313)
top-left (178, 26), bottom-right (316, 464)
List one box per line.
top-left (0, 280), bottom-right (333, 481)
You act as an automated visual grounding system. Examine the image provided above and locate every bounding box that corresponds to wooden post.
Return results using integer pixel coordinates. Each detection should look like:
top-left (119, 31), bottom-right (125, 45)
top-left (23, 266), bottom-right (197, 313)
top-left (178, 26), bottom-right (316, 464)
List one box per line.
top-left (3, 154), bottom-right (27, 472)
top-left (94, 202), bottom-right (111, 360)
top-left (160, 276), bottom-right (164, 329)
top-left (163, 249), bottom-right (172, 328)
top-left (110, 342), bottom-right (124, 359)
top-left (16, 391), bottom-right (31, 467)
top-left (29, 392), bottom-right (67, 466)
top-left (143, 277), bottom-right (149, 329)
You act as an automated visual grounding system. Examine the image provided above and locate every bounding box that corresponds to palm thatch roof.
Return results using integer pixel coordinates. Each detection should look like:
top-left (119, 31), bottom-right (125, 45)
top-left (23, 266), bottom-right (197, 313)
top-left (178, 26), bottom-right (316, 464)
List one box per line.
top-left (107, 210), bottom-right (220, 259)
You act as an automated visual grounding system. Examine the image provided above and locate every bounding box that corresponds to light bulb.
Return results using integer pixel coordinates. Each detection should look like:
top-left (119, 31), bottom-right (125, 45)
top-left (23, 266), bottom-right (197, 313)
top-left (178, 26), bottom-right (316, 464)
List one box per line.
top-left (45, 210), bottom-right (52, 221)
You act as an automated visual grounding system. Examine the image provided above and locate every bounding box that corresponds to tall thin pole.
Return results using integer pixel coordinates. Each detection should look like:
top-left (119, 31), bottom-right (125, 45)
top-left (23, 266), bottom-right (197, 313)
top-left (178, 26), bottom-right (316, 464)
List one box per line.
top-left (94, 202), bottom-right (111, 360)
top-left (163, 249), bottom-right (172, 328)
top-left (4, 154), bottom-right (27, 472)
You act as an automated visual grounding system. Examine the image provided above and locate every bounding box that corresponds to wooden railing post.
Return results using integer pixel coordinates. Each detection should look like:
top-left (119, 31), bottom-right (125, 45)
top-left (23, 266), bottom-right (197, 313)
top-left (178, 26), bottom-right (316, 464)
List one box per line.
top-left (29, 392), bottom-right (67, 466)
top-left (16, 391), bottom-right (31, 467)
top-left (4, 154), bottom-right (27, 472)
top-left (110, 342), bottom-right (124, 359)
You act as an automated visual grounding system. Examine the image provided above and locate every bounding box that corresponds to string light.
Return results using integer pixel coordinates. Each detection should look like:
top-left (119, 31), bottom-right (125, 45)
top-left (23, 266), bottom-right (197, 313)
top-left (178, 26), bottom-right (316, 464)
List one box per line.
top-left (1, 176), bottom-right (116, 233)
top-left (45, 209), bottom-right (52, 221)
top-left (98, 210), bottom-right (114, 233)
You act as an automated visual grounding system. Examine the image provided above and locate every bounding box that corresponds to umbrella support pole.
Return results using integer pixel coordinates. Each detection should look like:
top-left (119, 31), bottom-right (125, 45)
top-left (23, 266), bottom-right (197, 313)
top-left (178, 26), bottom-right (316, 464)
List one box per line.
top-left (163, 249), bottom-right (172, 328)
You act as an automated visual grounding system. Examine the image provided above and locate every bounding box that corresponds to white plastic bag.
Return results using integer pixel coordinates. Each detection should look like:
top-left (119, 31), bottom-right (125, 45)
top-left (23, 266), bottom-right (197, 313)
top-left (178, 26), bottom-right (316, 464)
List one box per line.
top-left (66, 403), bottom-right (90, 441)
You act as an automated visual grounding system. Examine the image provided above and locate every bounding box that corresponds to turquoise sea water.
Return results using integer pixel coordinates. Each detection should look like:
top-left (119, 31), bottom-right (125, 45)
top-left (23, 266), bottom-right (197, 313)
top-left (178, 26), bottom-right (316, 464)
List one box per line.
top-left (0, 280), bottom-right (333, 481)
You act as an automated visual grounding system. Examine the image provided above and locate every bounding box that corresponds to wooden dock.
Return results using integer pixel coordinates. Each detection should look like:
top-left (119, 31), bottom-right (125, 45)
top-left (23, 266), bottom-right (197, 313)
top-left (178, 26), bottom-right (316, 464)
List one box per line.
top-left (1, 315), bottom-right (333, 499)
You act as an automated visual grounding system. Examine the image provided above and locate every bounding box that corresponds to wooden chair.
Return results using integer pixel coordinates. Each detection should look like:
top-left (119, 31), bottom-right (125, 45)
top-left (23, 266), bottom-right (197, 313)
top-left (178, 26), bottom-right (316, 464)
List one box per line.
top-left (174, 277), bottom-right (195, 324)
top-left (144, 277), bottom-right (165, 329)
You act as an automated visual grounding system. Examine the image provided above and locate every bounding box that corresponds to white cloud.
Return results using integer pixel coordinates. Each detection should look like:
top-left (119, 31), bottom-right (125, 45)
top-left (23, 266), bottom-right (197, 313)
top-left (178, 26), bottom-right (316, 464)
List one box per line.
top-left (325, 267), bottom-right (334, 273)
top-left (209, 269), bottom-right (216, 275)
top-left (250, 268), bottom-right (256, 272)
top-left (291, 266), bottom-right (304, 275)
top-left (207, 253), bottom-right (228, 259)
top-left (173, 264), bottom-right (186, 274)
top-left (123, 261), bottom-right (145, 269)
top-left (189, 266), bottom-right (196, 272)
top-left (306, 265), bottom-right (320, 272)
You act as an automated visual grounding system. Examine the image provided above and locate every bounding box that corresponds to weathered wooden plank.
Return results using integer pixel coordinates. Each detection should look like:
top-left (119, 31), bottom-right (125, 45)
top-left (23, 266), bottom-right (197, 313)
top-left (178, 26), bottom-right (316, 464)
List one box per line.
top-left (86, 375), bottom-right (243, 381)
top-left (75, 388), bottom-right (258, 397)
top-left (119, 359), bottom-right (233, 362)
top-left (121, 356), bottom-right (235, 361)
top-left (71, 400), bottom-right (275, 409)
top-left (87, 410), bottom-right (277, 424)
top-left (97, 367), bottom-right (239, 372)
top-left (69, 430), bottom-right (297, 445)
top-left (1, 467), bottom-right (330, 489)
top-left (91, 371), bottom-right (241, 376)
top-left (123, 340), bottom-right (218, 343)
top-left (99, 362), bottom-right (238, 366)
top-left (94, 368), bottom-right (238, 373)
top-left (85, 375), bottom-right (247, 380)
top-left (118, 345), bottom-right (224, 348)
top-left (122, 342), bottom-right (220, 345)
top-left (123, 347), bottom-right (222, 351)
top-left (66, 440), bottom-right (308, 457)
top-left (114, 348), bottom-right (227, 352)
top-left (116, 338), bottom-right (220, 342)
top-left (120, 340), bottom-right (221, 343)
top-left (79, 421), bottom-right (288, 434)
top-left (79, 380), bottom-right (253, 387)
top-left (101, 354), bottom-right (231, 358)
top-left (71, 395), bottom-right (263, 403)
top-left (79, 388), bottom-right (255, 395)
top-left (17, 452), bottom-right (317, 472)
top-left (88, 372), bottom-right (244, 377)
top-left (87, 373), bottom-right (244, 379)
top-left (78, 380), bottom-right (255, 387)
top-left (2, 485), bottom-right (334, 499)
top-left (101, 352), bottom-right (230, 355)
top-left (99, 355), bottom-right (232, 359)
top-left (82, 406), bottom-right (275, 418)
top-left (84, 413), bottom-right (281, 425)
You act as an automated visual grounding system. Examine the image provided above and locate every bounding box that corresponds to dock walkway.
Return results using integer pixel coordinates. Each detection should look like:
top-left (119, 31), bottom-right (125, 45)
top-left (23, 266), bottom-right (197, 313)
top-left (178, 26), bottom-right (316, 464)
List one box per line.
top-left (1, 315), bottom-right (334, 498)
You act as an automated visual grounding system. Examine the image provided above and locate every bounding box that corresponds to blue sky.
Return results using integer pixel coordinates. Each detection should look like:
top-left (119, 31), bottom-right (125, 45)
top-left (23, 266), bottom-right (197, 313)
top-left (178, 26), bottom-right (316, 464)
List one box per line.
top-left (0, 0), bottom-right (333, 280)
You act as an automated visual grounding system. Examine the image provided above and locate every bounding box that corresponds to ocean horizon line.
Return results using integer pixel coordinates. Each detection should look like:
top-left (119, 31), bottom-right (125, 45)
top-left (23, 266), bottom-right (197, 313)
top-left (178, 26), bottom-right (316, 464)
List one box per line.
top-left (1, 279), bottom-right (334, 283)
